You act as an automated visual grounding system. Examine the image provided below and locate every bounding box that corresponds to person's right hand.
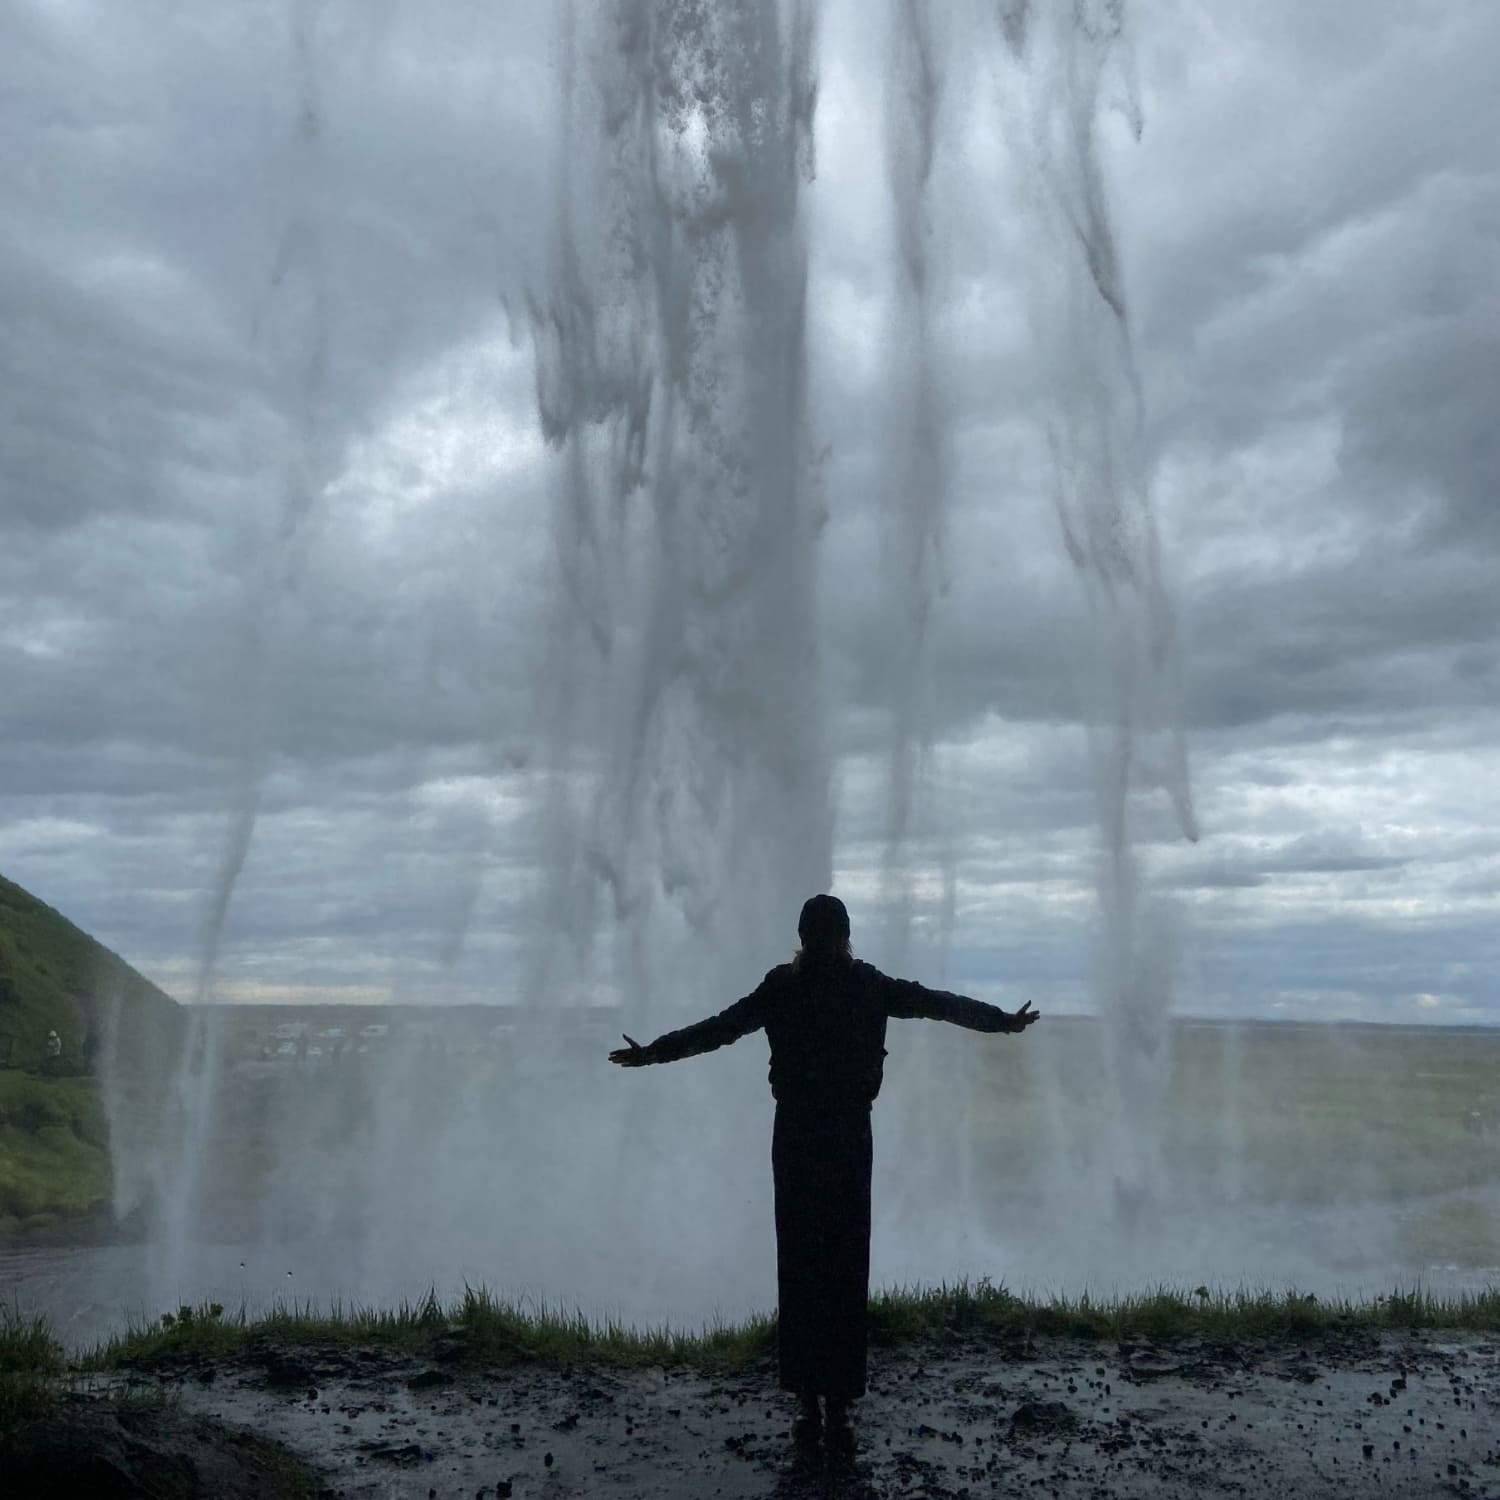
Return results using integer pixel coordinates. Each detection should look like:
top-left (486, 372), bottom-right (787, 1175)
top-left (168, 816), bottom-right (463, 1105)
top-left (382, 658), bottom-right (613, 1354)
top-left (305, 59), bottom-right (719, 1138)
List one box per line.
top-left (608, 1033), bottom-right (649, 1067)
top-left (1005, 1001), bottom-right (1040, 1033)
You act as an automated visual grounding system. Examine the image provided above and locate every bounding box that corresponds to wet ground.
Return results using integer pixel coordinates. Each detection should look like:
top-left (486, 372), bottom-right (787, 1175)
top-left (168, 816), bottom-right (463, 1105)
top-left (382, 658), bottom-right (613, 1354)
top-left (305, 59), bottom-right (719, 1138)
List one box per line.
top-left (112, 1329), bottom-right (1500, 1498)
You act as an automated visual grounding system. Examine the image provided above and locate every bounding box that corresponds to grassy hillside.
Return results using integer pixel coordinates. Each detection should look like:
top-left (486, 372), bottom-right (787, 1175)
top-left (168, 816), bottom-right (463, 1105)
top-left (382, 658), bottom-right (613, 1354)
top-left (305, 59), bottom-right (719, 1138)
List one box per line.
top-left (0, 873), bottom-right (179, 1231)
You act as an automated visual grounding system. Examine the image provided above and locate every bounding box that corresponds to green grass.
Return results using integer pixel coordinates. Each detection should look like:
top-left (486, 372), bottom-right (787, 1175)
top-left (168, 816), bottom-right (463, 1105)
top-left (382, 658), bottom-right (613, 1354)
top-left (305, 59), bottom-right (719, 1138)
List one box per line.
top-left (77, 1278), bottom-right (1500, 1378)
top-left (0, 1305), bottom-right (66, 1433)
top-left (0, 872), bottom-right (176, 1073)
top-left (969, 1017), bottom-right (1500, 1210)
top-left (1397, 1200), bottom-right (1500, 1268)
top-left (0, 1072), bottom-right (112, 1229)
top-left (869, 1278), bottom-right (1500, 1343)
top-left (0, 872), bottom-right (181, 1231)
top-left (0, 1279), bottom-right (1488, 1438)
top-left (82, 1286), bottom-right (781, 1374)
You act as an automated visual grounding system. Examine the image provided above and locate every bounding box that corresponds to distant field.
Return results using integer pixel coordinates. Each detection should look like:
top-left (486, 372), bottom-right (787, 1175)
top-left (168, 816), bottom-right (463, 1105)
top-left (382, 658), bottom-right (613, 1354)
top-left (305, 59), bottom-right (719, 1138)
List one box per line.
top-left (953, 1017), bottom-right (1500, 1267)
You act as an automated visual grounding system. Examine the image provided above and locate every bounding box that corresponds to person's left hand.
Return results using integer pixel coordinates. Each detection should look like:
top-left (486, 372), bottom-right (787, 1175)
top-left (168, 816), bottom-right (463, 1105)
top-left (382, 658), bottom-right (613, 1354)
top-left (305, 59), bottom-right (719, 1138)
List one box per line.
top-left (609, 1033), bottom-right (650, 1067)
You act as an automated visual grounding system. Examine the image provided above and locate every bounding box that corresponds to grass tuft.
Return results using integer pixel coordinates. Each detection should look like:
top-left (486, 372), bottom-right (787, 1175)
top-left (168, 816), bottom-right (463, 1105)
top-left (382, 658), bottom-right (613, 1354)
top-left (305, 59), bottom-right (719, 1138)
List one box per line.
top-left (73, 1277), bottom-right (1500, 1380)
top-left (81, 1285), bottom-right (781, 1375)
top-left (864, 1277), bottom-right (1500, 1346)
top-left (0, 1304), bottom-right (66, 1433)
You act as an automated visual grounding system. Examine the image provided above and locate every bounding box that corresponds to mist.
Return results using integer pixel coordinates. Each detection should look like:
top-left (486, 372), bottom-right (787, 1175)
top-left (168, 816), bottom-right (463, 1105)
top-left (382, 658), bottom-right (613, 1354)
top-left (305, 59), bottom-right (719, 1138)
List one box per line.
top-left (2, 0), bottom-right (1498, 1339)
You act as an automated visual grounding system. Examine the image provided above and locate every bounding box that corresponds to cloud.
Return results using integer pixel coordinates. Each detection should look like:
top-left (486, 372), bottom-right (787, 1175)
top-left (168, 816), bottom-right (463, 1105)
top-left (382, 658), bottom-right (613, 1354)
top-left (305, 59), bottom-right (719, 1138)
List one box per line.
top-left (0, 0), bottom-right (1497, 1026)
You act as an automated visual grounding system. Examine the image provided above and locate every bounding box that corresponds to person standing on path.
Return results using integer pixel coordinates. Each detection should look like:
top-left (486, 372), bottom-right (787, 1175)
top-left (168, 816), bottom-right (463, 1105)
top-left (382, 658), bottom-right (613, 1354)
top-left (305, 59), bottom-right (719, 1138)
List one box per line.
top-left (608, 893), bottom-right (1039, 1450)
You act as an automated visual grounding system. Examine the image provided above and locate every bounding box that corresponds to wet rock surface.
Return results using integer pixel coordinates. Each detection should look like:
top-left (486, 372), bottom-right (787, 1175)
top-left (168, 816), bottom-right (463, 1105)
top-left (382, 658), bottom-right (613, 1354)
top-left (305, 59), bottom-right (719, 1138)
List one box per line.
top-left (138, 1330), bottom-right (1500, 1497)
top-left (2, 1392), bottom-right (322, 1499)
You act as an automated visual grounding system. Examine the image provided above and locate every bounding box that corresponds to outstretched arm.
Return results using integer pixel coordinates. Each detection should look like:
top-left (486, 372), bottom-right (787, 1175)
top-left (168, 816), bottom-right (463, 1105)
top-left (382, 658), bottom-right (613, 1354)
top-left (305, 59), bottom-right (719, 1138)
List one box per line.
top-left (608, 984), bottom-right (769, 1068)
top-left (877, 973), bottom-right (1039, 1034)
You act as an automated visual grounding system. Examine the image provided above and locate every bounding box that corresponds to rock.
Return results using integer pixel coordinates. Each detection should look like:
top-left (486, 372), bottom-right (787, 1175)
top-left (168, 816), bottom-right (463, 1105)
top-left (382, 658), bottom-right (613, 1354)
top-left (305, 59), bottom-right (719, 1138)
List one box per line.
top-left (2, 1399), bottom-right (323, 1498)
top-left (258, 1352), bottom-right (315, 1389)
top-left (430, 1335), bottom-right (467, 1366)
top-left (1010, 1400), bottom-right (1077, 1435)
top-left (1125, 1349), bottom-right (1185, 1379)
top-left (365, 1441), bottom-right (424, 1463)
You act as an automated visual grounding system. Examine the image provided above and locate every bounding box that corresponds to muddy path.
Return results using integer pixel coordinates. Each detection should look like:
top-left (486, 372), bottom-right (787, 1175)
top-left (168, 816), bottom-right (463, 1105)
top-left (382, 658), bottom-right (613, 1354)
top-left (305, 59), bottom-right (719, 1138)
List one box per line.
top-left (118, 1330), bottom-right (1500, 1498)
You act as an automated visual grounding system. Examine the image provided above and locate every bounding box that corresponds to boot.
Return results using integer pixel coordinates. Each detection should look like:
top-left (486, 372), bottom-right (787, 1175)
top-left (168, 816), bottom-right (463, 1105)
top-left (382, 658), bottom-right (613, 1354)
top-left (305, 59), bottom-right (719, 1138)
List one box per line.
top-left (824, 1395), bottom-right (854, 1455)
top-left (792, 1393), bottom-right (822, 1448)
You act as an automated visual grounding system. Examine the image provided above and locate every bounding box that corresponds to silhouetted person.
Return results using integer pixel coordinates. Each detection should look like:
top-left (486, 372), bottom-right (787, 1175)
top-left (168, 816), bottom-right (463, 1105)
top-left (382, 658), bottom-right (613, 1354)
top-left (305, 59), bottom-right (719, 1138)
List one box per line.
top-left (609, 893), bottom-right (1039, 1450)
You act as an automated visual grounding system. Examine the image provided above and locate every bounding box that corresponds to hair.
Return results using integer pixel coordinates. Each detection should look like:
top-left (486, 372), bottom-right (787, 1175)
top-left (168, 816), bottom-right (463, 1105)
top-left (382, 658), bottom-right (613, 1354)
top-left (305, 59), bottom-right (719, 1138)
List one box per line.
top-left (792, 937), bottom-right (852, 970)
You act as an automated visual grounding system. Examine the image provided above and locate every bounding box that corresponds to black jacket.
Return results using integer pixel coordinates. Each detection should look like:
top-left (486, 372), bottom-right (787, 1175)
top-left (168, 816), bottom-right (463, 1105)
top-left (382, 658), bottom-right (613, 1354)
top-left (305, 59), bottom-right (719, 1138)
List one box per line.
top-left (640, 956), bottom-right (1012, 1111)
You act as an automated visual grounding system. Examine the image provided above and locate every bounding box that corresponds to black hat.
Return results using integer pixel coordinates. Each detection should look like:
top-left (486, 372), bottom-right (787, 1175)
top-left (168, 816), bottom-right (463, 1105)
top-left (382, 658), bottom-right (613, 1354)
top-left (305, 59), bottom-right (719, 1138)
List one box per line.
top-left (798, 893), bottom-right (850, 946)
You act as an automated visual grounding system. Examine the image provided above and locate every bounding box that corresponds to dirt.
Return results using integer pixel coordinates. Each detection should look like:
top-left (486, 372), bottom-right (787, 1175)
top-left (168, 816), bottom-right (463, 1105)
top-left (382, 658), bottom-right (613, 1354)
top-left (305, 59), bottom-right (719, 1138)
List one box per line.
top-left (2, 1392), bottom-right (322, 1498)
top-left (12, 1330), bottom-right (1500, 1498)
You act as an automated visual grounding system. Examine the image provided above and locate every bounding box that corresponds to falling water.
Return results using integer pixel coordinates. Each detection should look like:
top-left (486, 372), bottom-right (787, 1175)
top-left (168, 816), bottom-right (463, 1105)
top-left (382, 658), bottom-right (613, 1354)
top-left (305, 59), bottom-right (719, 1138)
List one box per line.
top-left (523, 0), bottom-right (830, 1282)
top-left (868, 0), bottom-right (976, 1271)
top-left (878, 0), bottom-right (948, 950)
top-left (997, 0), bottom-right (1198, 1234)
top-left (152, 0), bottom-right (332, 1310)
top-left (527, 0), bottom-right (828, 1003)
top-left (112, 0), bottom-right (1211, 1328)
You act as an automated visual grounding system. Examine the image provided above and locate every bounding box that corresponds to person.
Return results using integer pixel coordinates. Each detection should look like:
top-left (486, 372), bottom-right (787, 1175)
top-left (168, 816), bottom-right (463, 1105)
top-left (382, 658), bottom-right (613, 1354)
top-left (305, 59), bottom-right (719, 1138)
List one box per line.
top-left (609, 893), bottom-right (1039, 1450)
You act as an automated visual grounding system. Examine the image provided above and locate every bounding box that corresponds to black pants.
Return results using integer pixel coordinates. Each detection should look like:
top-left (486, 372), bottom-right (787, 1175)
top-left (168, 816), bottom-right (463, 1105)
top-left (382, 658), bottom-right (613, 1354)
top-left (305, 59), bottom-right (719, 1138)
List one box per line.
top-left (772, 1103), bottom-right (873, 1400)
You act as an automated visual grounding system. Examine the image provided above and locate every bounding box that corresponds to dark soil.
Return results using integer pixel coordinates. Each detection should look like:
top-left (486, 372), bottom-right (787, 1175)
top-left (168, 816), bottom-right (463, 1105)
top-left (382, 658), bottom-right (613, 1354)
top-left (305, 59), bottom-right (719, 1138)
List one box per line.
top-left (10, 1329), bottom-right (1500, 1498)
top-left (1, 1392), bottom-right (322, 1499)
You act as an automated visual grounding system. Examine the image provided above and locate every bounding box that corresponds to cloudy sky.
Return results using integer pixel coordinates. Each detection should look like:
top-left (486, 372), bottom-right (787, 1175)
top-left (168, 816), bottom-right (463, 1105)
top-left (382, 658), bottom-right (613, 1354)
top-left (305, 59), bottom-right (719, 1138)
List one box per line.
top-left (2, 0), bottom-right (1496, 1025)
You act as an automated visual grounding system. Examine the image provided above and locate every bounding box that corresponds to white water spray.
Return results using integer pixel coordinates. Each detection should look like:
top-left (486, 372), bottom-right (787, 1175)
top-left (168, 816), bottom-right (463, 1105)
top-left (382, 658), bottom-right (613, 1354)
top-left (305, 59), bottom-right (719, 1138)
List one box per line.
top-left (868, 0), bottom-right (976, 1271)
top-left (528, 0), bottom-right (829, 1004)
top-left (999, 0), bottom-right (1197, 1232)
top-left (114, 0), bottom-right (1209, 1327)
top-left (152, 0), bottom-right (333, 1309)
top-left (524, 0), bottom-right (831, 1285)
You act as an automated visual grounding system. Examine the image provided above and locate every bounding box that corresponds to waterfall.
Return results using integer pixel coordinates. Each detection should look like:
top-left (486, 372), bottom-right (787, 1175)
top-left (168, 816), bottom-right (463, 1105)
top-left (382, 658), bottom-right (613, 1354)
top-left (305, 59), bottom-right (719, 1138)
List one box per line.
top-left (999, 0), bottom-right (1197, 1233)
top-left (149, 0), bottom-right (333, 1308)
top-left (116, 0), bottom-right (1201, 1325)
top-left (528, 0), bottom-right (829, 1012)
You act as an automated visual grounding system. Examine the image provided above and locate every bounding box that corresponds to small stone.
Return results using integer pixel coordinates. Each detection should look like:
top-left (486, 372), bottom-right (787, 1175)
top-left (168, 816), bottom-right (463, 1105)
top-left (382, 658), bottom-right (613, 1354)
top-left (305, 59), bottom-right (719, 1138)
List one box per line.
top-left (1010, 1401), bottom-right (1076, 1435)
